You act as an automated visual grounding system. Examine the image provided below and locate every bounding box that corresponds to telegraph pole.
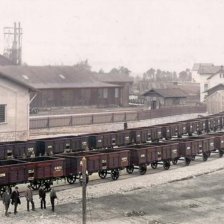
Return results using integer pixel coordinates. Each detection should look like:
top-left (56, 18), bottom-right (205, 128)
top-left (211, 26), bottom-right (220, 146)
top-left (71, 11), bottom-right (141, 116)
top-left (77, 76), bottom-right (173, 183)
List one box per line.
top-left (81, 157), bottom-right (87, 224)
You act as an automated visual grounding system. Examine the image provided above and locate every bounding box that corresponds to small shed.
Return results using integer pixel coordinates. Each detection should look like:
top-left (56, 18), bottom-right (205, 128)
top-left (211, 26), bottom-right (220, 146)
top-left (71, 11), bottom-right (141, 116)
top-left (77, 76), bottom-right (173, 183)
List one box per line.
top-left (206, 84), bottom-right (224, 114)
top-left (142, 88), bottom-right (187, 109)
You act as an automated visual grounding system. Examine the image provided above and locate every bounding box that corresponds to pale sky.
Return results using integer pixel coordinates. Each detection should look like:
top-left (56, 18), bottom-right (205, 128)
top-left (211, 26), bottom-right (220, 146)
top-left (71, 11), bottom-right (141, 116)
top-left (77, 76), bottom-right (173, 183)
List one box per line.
top-left (1, 0), bottom-right (224, 74)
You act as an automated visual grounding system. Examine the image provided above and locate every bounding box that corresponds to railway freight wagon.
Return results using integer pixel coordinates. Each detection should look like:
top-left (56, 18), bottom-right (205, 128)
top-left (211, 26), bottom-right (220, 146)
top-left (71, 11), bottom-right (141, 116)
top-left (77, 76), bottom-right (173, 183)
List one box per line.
top-left (0, 156), bottom-right (66, 195)
top-left (0, 159), bottom-right (27, 195)
top-left (55, 149), bottom-right (130, 182)
top-left (0, 141), bottom-right (36, 160)
top-left (168, 135), bottom-right (215, 165)
top-left (207, 132), bottom-right (224, 157)
top-left (97, 149), bottom-right (130, 180)
top-left (22, 156), bottom-right (66, 191)
top-left (55, 151), bottom-right (107, 184)
top-left (123, 142), bottom-right (179, 175)
top-left (36, 137), bottom-right (73, 156)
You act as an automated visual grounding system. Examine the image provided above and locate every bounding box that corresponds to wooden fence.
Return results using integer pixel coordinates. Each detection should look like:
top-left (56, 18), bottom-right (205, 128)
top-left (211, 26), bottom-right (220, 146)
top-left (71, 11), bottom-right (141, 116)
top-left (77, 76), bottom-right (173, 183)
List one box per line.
top-left (30, 105), bottom-right (207, 129)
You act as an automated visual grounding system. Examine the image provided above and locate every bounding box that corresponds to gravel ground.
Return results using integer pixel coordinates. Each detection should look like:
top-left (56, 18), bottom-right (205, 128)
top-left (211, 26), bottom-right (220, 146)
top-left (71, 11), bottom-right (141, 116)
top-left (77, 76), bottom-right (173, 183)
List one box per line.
top-left (1, 153), bottom-right (224, 224)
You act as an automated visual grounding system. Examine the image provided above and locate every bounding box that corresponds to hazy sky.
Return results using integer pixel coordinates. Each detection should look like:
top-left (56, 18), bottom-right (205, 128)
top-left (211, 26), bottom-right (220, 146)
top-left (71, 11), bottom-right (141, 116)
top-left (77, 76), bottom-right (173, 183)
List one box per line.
top-left (1, 0), bottom-right (224, 74)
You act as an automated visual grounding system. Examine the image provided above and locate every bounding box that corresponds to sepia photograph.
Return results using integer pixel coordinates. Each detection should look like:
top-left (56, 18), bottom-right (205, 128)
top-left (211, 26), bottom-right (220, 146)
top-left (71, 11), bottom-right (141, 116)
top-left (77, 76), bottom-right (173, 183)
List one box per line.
top-left (0, 0), bottom-right (224, 223)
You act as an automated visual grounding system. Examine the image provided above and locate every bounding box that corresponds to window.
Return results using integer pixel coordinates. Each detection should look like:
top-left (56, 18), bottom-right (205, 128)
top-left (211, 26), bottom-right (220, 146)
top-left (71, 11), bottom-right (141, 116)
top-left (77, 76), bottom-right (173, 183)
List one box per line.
top-left (0, 105), bottom-right (6, 123)
top-left (115, 88), bottom-right (119, 98)
top-left (103, 88), bottom-right (108, 99)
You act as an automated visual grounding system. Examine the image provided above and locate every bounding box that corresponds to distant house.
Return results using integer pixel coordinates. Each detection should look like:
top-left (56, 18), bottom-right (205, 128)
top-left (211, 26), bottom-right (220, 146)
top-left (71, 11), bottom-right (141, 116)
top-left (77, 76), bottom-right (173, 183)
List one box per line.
top-left (193, 64), bottom-right (224, 113)
top-left (142, 88), bottom-right (187, 109)
top-left (206, 84), bottom-right (224, 114)
top-left (0, 66), bottom-right (133, 110)
top-left (191, 63), bottom-right (221, 102)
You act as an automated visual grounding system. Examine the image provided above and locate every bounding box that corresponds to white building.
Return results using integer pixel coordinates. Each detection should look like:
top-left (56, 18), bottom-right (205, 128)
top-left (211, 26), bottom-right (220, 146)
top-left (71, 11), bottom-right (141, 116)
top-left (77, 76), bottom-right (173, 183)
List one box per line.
top-left (0, 72), bottom-right (35, 141)
top-left (191, 63), bottom-right (221, 102)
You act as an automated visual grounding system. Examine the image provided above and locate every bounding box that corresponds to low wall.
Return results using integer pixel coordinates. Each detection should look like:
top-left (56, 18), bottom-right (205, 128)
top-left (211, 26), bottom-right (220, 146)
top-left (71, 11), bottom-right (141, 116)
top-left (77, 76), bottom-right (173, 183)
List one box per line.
top-left (29, 112), bottom-right (207, 139)
top-left (0, 130), bottom-right (29, 142)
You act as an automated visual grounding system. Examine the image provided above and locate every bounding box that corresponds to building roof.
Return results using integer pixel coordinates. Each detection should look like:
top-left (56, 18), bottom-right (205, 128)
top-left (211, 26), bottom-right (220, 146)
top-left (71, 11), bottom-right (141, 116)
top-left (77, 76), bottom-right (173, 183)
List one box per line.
top-left (0, 54), bottom-right (14, 66)
top-left (192, 63), bottom-right (214, 71)
top-left (97, 73), bottom-right (133, 83)
top-left (0, 66), bottom-right (122, 89)
top-left (176, 83), bottom-right (200, 95)
top-left (142, 88), bottom-right (187, 98)
top-left (0, 70), bottom-right (35, 91)
top-left (198, 65), bottom-right (221, 75)
top-left (205, 83), bottom-right (224, 96)
top-left (207, 66), bottom-right (224, 80)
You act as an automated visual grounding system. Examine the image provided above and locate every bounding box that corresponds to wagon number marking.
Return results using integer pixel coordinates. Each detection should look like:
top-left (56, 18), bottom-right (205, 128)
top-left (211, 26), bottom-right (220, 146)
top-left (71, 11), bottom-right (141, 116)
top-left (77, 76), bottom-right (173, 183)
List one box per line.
top-left (0, 173), bottom-right (6, 177)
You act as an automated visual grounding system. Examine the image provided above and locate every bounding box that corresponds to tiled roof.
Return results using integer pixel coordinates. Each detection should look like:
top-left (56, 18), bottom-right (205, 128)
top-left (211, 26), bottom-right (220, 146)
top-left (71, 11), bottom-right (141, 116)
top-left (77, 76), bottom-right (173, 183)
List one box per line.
top-left (142, 88), bottom-right (187, 98)
top-left (177, 83), bottom-right (200, 95)
top-left (207, 66), bottom-right (224, 80)
top-left (198, 65), bottom-right (221, 75)
top-left (206, 83), bottom-right (224, 96)
top-left (192, 63), bottom-right (214, 71)
top-left (97, 73), bottom-right (133, 83)
top-left (0, 70), bottom-right (35, 91)
top-left (0, 66), bottom-right (121, 89)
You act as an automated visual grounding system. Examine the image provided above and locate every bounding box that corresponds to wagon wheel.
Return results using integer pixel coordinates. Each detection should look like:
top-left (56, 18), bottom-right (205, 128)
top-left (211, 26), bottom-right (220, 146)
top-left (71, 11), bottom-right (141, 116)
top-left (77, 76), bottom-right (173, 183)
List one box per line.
top-left (219, 149), bottom-right (224, 158)
top-left (203, 153), bottom-right (208, 161)
top-left (163, 161), bottom-right (170, 170)
top-left (0, 186), bottom-right (6, 197)
top-left (111, 169), bottom-right (120, 181)
top-left (79, 174), bottom-right (89, 186)
top-left (139, 165), bottom-right (147, 175)
top-left (172, 158), bottom-right (178, 165)
top-left (43, 179), bottom-right (53, 192)
top-left (30, 180), bottom-right (42, 190)
top-left (67, 175), bottom-right (77, 184)
top-left (151, 162), bottom-right (158, 169)
top-left (207, 151), bottom-right (211, 157)
top-left (98, 170), bottom-right (108, 179)
top-left (126, 165), bottom-right (134, 174)
top-left (185, 157), bottom-right (191, 166)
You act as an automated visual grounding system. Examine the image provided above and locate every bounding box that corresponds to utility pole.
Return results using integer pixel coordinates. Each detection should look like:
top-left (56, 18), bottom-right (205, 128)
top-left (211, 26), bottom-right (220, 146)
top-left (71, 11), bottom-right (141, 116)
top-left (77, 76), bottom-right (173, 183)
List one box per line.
top-left (3, 22), bottom-right (22, 65)
top-left (81, 157), bottom-right (87, 224)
